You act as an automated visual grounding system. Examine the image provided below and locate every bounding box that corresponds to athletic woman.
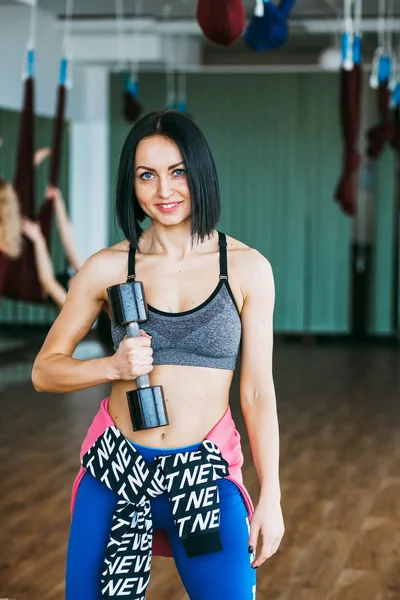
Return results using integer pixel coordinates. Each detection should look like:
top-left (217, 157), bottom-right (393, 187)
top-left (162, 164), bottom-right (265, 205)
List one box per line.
top-left (32, 110), bottom-right (284, 600)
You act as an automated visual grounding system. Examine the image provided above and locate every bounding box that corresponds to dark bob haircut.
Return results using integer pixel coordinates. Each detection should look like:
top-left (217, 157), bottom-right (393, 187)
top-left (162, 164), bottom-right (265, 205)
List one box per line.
top-left (115, 110), bottom-right (221, 250)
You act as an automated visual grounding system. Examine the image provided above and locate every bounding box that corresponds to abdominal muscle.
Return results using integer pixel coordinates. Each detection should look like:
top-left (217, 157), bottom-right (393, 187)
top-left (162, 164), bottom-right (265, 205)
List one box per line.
top-left (108, 364), bottom-right (234, 448)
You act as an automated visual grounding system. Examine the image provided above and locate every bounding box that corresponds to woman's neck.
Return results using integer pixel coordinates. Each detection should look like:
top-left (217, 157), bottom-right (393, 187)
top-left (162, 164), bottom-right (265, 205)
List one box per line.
top-left (142, 222), bottom-right (201, 260)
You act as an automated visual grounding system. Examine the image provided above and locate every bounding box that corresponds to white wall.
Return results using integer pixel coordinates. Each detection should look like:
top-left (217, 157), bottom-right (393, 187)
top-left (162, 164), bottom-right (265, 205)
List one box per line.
top-left (70, 67), bottom-right (109, 261)
top-left (0, 4), bottom-right (79, 118)
top-left (0, 5), bottom-right (109, 257)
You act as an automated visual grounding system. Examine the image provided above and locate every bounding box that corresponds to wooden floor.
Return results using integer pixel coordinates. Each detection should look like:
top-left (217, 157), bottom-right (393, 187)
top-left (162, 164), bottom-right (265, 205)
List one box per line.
top-left (1, 338), bottom-right (399, 600)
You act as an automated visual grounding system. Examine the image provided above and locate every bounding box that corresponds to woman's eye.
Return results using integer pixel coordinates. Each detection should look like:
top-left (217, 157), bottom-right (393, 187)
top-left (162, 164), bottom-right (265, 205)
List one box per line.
top-left (141, 172), bottom-right (154, 180)
top-left (173, 169), bottom-right (185, 177)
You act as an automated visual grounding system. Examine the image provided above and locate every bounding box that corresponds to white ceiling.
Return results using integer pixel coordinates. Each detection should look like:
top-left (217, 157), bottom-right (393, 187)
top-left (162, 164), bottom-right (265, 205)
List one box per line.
top-left (11, 0), bottom-right (400, 19)
top-left (2, 0), bottom-right (399, 65)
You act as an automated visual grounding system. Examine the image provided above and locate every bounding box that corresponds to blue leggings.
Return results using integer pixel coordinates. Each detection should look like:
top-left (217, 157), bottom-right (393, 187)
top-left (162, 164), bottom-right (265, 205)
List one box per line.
top-left (66, 440), bottom-right (256, 599)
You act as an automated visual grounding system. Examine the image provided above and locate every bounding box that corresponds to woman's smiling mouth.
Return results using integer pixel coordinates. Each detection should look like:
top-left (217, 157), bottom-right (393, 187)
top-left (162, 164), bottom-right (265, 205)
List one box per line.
top-left (156, 202), bottom-right (183, 213)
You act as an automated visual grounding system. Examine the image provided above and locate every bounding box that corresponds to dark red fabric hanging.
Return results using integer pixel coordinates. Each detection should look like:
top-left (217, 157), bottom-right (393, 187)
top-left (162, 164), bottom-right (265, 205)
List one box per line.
top-left (123, 73), bottom-right (142, 123)
top-left (15, 77), bottom-right (36, 221)
top-left (197, 0), bottom-right (246, 46)
top-left (42, 81), bottom-right (67, 238)
top-left (366, 82), bottom-right (396, 159)
top-left (123, 91), bottom-right (142, 123)
top-left (1, 75), bottom-right (41, 302)
top-left (2, 72), bottom-right (67, 303)
top-left (390, 106), bottom-right (400, 154)
top-left (334, 64), bottom-right (362, 216)
top-left (0, 256), bottom-right (7, 297)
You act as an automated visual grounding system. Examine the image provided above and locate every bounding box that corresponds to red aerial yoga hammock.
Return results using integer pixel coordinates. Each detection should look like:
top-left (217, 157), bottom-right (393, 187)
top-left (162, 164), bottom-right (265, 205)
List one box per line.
top-left (366, 82), bottom-right (396, 160)
top-left (0, 51), bottom-right (36, 300)
top-left (0, 52), bottom-right (68, 304)
top-left (392, 105), bottom-right (400, 153)
top-left (334, 64), bottom-right (362, 216)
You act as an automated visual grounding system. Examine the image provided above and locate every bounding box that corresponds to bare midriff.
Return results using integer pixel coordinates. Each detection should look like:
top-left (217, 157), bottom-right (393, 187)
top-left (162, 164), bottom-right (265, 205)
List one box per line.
top-left (108, 365), bottom-right (234, 448)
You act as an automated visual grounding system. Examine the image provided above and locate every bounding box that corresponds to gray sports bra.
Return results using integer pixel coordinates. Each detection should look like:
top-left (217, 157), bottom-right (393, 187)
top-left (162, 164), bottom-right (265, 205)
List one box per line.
top-left (110, 231), bottom-right (242, 370)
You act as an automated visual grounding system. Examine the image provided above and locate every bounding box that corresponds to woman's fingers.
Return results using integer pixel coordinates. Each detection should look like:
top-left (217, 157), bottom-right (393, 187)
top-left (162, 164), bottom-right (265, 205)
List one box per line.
top-left (140, 329), bottom-right (152, 339)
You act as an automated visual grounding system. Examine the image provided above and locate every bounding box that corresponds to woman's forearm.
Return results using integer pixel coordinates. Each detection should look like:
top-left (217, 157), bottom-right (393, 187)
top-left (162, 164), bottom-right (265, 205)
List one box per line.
top-left (31, 235), bottom-right (57, 290)
top-left (53, 195), bottom-right (82, 272)
top-left (32, 354), bottom-right (118, 393)
top-left (241, 392), bottom-right (281, 502)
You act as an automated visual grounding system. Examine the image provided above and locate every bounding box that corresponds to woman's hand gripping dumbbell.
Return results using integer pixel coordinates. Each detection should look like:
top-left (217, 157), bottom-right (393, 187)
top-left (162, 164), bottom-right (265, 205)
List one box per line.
top-left (112, 328), bottom-right (154, 383)
top-left (107, 280), bottom-right (169, 432)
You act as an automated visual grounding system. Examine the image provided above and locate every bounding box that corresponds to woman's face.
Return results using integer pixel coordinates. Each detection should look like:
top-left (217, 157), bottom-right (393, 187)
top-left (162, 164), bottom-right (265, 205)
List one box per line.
top-left (134, 135), bottom-right (191, 225)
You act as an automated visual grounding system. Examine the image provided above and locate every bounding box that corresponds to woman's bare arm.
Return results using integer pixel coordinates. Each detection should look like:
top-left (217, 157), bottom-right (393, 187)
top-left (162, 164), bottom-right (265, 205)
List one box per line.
top-left (32, 250), bottom-right (118, 393)
top-left (43, 278), bottom-right (67, 311)
top-left (239, 250), bottom-right (284, 569)
top-left (239, 250), bottom-right (280, 501)
top-left (33, 147), bottom-right (51, 167)
top-left (31, 248), bottom-right (154, 394)
top-left (21, 217), bottom-right (67, 309)
top-left (46, 185), bottom-right (83, 272)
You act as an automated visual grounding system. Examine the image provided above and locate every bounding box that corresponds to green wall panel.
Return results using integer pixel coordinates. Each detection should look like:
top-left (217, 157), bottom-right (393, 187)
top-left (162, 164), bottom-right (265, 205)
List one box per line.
top-left (108, 72), bottom-right (355, 333)
top-left (368, 150), bottom-right (395, 335)
top-left (0, 108), bottom-right (69, 325)
top-left (299, 77), bottom-right (352, 332)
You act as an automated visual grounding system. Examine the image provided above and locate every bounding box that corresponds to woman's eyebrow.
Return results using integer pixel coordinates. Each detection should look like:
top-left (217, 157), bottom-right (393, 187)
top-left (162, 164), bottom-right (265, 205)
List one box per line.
top-left (135, 165), bottom-right (155, 172)
top-left (168, 161), bottom-right (185, 170)
top-left (135, 161), bottom-right (184, 172)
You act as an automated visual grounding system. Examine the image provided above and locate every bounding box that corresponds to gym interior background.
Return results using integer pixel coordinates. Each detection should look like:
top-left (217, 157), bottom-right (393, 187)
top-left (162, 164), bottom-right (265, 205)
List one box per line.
top-left (0, 1), bottom-right (399, 599)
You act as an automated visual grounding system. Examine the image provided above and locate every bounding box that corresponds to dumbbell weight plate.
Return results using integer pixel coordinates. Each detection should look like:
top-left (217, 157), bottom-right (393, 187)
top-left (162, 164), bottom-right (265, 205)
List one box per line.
top-left (107, 281), bottom-right (148, 327)
top-left (127, 385), bottom-right (169, 431)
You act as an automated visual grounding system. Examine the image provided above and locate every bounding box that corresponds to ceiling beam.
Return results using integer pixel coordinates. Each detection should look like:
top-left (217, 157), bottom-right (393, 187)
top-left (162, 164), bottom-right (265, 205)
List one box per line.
top-left (303, 18), bottom-right (400, 33)
top-left (60, 17), bottom-right (400, 36)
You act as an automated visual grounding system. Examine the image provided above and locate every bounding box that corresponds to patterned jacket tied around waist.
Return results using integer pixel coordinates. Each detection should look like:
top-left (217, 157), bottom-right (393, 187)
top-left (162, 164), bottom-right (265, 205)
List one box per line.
top-left (81, 425), bottom-right (230, 599)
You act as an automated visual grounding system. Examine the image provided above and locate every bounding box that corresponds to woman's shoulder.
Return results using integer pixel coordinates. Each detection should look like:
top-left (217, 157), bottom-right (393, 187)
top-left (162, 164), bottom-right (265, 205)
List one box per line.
top-left (224, 233), bottom-right (273, 304)
top-left (81, 240), bottom-right (128, 266)
top-left (225, 233), bottom-right (272, 276)
top-left (110, 239), bottom-right (130, 252)
top-left (75, 241), bottom-right (130, 293)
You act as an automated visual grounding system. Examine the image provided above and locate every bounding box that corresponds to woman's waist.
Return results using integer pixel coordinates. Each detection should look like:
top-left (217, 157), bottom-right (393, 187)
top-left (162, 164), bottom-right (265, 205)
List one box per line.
top-left (108, 396), bottom-right (229, 448)
top-left (115, 363), bottom-right (233, 388)
top-left (109, 369), bottom-right (232, 447)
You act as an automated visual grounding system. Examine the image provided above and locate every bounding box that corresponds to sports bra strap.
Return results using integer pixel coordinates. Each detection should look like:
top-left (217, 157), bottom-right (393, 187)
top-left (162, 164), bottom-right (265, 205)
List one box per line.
top-left (127, 231), bottom-right (228, 283)
top-left (127, 244), bottom-right (136, 282)
top-left (217, 231), bottom-right (228, 280)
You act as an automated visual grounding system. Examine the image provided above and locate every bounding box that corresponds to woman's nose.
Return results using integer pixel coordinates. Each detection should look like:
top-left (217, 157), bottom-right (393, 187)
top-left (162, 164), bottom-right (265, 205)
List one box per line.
top-left (157, 175), bottom-right (174, 199)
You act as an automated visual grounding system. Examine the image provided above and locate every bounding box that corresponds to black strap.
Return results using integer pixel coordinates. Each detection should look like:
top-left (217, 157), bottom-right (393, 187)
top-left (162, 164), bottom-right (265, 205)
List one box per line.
top-left (218, 231), bottom-right (228, 280)
top-left (127, 244), bottom-right (136, 282)
top-left (127, 232), bottom-right (228, 283)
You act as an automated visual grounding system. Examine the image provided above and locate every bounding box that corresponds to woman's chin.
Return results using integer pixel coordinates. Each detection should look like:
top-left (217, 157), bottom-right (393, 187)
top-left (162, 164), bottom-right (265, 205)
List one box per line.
top-left (159, 216), bottom-right (190, 227)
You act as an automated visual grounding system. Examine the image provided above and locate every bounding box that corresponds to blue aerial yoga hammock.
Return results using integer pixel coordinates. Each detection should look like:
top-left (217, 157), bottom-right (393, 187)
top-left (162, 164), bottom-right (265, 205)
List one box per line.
top-left (244, 0), bottom-right (296, 52)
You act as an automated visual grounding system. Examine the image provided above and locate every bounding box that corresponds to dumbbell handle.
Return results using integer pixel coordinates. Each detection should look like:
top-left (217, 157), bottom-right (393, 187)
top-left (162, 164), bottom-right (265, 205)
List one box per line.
top-left (126, 322), bottom-right (151, 388)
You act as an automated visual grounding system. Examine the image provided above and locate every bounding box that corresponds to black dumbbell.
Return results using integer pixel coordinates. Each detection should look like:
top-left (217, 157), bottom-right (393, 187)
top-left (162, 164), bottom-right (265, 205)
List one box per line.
top-left (107, 280), bottom-right (169, 432)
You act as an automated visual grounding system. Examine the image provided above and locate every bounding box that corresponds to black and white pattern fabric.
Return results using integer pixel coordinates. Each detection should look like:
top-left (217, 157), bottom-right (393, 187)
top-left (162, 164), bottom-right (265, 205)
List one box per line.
top-left (81, 426), bottom-right (230, 600)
